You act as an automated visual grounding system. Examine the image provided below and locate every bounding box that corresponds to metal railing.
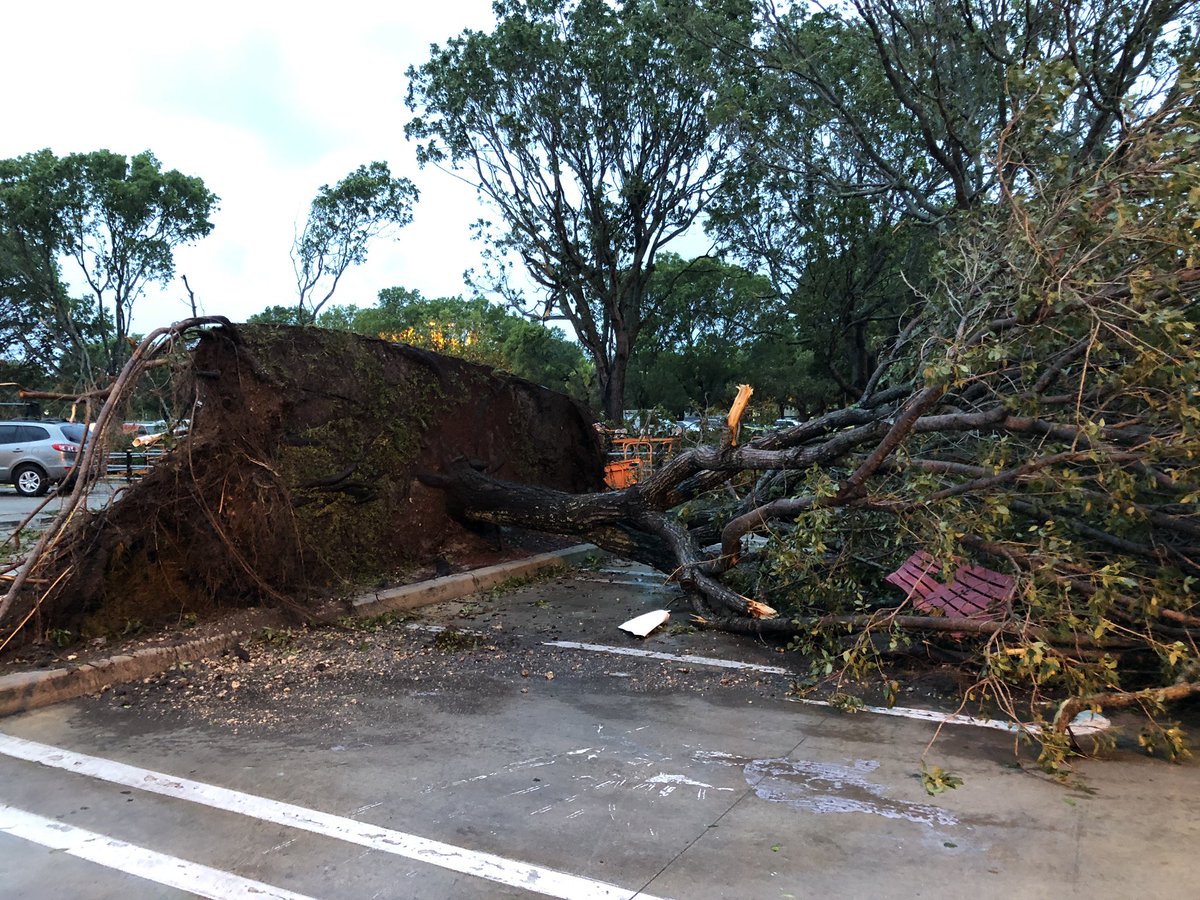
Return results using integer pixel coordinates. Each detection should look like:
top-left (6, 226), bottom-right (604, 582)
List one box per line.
top-left (104, 448), bottom-right (169, 482)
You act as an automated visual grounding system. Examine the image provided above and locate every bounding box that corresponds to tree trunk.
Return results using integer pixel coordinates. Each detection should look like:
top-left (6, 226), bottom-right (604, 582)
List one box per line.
top-left (600, 343), bottom-right (630, 422)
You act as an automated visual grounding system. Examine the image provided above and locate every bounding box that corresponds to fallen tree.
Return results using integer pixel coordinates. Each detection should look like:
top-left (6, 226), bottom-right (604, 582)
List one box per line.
top-left (425, 74), bottom-right (1200, 768)
top-left (3, 66), bottom-right (1197, 772)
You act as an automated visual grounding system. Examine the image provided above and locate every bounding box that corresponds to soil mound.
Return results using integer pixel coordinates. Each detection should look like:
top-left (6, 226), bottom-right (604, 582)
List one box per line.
top-left (24, 324), bottom-right (603, 640)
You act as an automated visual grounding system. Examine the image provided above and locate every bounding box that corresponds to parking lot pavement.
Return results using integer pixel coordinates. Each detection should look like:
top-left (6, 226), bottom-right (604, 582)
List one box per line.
top-left (0, 480), bottom-right (120, 528)
top-left (0, 561), bottom-right (1197, 898)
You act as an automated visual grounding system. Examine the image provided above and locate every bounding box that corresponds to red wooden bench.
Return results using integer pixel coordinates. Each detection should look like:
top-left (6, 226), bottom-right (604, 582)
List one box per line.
top-left (885, 550), bottom-right (1015, 621)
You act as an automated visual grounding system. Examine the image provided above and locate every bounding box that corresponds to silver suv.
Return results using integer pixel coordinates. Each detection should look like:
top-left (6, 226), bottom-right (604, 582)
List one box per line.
top-left (0, 421), bottom-right (87, 496)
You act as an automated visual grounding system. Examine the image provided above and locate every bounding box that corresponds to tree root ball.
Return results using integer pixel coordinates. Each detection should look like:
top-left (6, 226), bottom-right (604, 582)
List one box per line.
top-left (27, 324), bottom-right (604, 640)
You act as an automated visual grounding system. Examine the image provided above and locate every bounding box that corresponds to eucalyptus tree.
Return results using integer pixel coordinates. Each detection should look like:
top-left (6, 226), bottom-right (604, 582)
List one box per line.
top-left (292, 162), bottom-right (418, 322)
top-left (54, 150), bottom-right (217, 376)
top-left (406, 0), bottom-right (746, 420)
top-left (743, 0), bottom-right (1194, 216)
top-left (625, 253), bottom-right (795, 414)
top-left (706, 0), bottom-right (1193, 399)
top-left (0, 152), bottom-right (99, 385)
top-left (702, 8), bottom-right (931, 400)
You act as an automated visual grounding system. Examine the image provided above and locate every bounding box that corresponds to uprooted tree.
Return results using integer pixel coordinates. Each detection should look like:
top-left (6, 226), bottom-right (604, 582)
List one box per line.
top-left (3, 66), bottom-right (1198, 772)
top-left (403, 67), bottom-right (1199, 760)
top-left (0, 323), bottom-right (603, 641)
top-left (425, 74), bottom-right (1200, 770)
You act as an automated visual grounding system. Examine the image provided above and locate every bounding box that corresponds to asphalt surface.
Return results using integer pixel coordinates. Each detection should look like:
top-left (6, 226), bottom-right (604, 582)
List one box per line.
top-left (0, 480), bottom-right (122, 528)
top-left (0, 561), bottom-right (1197, 898)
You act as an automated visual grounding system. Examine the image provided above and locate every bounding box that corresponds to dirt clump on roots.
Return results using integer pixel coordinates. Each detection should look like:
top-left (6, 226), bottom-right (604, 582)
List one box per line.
top-left (20, 324), bottom-right (604, 645)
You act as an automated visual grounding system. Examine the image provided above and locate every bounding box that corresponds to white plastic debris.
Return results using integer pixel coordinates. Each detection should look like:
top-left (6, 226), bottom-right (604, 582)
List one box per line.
top-left (618, 609), bottom-right (670, 638)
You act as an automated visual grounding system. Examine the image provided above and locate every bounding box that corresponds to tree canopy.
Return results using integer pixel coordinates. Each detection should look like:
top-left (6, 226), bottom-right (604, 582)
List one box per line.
top-left (725, 0), bottom-right (1193, 218)
top-left (405, 0), bottom-right (744, 420)
top-left (625, 253), bottom-right (826, 417)
top-left (0, 151), bottom-right (100, 386)
top-left (292, 162), bottom-right (418, 323)
top-left (0, 149), bottom-right (216, 383)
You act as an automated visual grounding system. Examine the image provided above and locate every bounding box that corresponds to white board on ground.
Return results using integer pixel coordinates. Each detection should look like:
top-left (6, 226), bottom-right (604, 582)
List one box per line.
top-left (618, 609), bottom-right (670, 637)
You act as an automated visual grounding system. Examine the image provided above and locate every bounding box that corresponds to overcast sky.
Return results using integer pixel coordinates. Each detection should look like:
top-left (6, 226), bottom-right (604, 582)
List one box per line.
top-left (1, 1), bottom-right (509, 330)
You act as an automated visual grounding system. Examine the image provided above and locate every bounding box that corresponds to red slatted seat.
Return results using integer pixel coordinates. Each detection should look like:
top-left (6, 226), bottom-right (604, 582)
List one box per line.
top-left (886, 551), bottom-right (1015, 621)
top-left (884, 549), bottom-right (943, 601)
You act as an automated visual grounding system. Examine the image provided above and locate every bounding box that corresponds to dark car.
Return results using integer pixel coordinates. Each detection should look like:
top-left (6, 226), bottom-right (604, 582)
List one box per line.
top-left (0, 420), bottom-right (86, 496)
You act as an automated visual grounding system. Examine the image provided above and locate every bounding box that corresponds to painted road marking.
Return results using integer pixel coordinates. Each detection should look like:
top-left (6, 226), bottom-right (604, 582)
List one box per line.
top-left (571, 577), bottom-right (679, 590)
top-left (0, 804), bottom-right (315, 900)
top-left (789, 698), bottom-right (1111, 736)
top-left (0, 733), bottom-right (668, 900)
top-left (787, 697), bottom-right (1030, 733)
top-left (541, 640), bottom-right (1112, 736)
top-left (543, 640), bottom-right (791, 675)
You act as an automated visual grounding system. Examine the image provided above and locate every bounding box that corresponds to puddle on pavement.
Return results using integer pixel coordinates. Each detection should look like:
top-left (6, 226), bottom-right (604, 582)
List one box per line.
top-left (695, 750), bottom-right (958, 827)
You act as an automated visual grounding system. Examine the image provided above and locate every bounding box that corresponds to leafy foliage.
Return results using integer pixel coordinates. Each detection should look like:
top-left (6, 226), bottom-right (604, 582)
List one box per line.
top-left (0, 149), bottom-right (216, 381)
top-left (406, 0), bottom-right (745, 418)
top-left (705, 0), bottom-right (1191, 405)
top-left (292, 161), bottom-right (418, 321)
top-left (0, 153), bottom-right (102, 388)
top-left (920, 763), bottom-right (963, 796)
top-left (628, 254), bottom-right (782, 414)
top-left (755, 62), bottom-right (1200, 767)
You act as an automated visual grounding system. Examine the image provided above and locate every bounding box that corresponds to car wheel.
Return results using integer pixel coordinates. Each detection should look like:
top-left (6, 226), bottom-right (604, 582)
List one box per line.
top-left (13, 464), bottom-right (48, 497)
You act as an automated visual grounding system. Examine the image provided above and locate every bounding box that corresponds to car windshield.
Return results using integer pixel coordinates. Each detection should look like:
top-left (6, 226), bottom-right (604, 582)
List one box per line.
top-left (60, 424), bottom-right (87, 442)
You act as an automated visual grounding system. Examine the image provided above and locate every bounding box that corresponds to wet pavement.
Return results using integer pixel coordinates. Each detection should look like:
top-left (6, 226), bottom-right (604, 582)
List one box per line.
top-left (0, 480), bottom-right (120, 529)
top-left (0, 560), bottom-right (1196, 898)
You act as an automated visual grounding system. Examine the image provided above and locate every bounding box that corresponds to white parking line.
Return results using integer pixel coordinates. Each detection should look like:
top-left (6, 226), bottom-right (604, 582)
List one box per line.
top-left (571, 576), bottom-right (679, 590)
top-left (0, 733), bottom-right (668, 900)
top-left (543, 640), bottom-right (791, 675)
top-left (0, 804), bottom-right (315, 900)
top-left (786, 697), bottom-right (1031, 733)
top-left (541, 640), bottom-right (1107, 735)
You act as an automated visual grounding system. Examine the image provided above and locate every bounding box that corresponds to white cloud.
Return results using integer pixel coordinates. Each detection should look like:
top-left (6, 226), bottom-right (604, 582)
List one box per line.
top-left (1, 1), bottom-right (498, 329)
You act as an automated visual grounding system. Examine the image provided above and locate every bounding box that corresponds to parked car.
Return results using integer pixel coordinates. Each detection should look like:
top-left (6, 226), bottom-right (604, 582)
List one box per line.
top-left (674, 416), bottom-right (727, 435)
top-left (673, 416), bottom-right (735, 445)
top-left (0, 420), bottom-right (86, 496)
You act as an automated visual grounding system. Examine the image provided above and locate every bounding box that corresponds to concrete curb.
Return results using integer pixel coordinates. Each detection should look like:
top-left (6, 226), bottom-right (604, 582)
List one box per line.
top-left (351, 543), bottom-right (601, 617)
top-left (0, 632), bottom-right (246, 718)
top-left (0, 543), bottom-right (602, 718)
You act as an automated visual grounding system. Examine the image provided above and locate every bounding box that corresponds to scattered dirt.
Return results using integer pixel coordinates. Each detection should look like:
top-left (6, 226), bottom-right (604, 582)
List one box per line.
top-left (0, 607), bottom-right (291, 673)
top-left (0, 526), bottom-right (573, 670)
top-left (80, 590), bottom-right (795, 739)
